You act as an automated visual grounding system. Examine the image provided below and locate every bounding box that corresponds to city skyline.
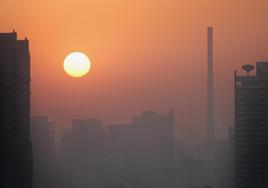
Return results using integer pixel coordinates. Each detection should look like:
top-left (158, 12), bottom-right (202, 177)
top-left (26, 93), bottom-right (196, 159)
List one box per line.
top-left (1, 0), bottom-right (267, 142)
top-left (1, 1), bottom-right (268, 188)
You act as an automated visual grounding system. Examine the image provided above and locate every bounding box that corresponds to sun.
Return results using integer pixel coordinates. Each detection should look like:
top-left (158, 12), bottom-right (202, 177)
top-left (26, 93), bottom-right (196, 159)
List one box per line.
top-left (63, 52), bottom-right (91, 78)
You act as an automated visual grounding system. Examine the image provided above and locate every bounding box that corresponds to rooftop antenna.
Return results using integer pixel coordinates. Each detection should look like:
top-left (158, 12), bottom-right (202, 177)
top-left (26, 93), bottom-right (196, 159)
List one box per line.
top-left (242, 64), bottom-right (254, 76)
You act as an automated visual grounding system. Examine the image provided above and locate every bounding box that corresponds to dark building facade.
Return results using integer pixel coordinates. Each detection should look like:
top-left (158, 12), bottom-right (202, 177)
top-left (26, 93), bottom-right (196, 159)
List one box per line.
top-left (0, 31), bottom-right (32, 188)
top-left (235, 62), bottom-right (268, 188)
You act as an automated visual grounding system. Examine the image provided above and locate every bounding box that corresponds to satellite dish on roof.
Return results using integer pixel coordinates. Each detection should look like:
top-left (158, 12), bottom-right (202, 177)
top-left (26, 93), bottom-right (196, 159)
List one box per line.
top-left (242, 64), bottom-right (254, 76)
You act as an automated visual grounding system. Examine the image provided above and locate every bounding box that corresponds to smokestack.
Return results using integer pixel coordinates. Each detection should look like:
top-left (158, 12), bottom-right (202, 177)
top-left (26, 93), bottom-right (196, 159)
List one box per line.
top-left (207, 27), bottom-right (214, 143)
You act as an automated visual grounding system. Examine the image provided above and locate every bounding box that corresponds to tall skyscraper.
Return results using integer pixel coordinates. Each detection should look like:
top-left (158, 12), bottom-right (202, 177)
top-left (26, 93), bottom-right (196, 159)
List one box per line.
top-left (0, 31), bottom-right (32, 188)
top-left (235, 62), bottom-right (268, 188)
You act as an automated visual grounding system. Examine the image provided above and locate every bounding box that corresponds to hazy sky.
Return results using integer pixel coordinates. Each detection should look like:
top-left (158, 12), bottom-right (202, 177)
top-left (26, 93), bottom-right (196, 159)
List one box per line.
top-left (1, 0), bottom-right (267, 141)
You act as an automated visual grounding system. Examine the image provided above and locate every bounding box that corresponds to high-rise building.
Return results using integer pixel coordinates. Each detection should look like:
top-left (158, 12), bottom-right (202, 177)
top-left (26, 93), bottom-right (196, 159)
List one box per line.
top-left (0, 31), bottom-right (32, 188)
top-left (235, 62), bottom-right (268, 188)
top-left (60, 128), bottom-right (73, 188)
top-left (60, 111), bottom-right (174, 188)
top-left (60, 119), bottom-right (104, 188)
top-left (131, 110), bottom-right (174, 188)
top-left (228, 126), bottom-right (235, 188)
top-left (70, 118), bottom-right (102, 188)
top-left (180, 154), bottom-right (206, 188)
top-left (31, 116), bottom-right (55, 188)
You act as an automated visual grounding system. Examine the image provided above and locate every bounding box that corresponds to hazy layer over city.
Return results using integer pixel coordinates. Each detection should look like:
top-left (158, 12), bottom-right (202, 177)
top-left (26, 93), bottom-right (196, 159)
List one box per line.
top-left (1, 0), bottom-right (267, 142)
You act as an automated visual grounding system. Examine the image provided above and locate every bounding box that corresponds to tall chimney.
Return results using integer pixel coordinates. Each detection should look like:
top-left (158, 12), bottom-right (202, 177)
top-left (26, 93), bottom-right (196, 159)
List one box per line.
top-left (207, 27), bottom-right (214, 143)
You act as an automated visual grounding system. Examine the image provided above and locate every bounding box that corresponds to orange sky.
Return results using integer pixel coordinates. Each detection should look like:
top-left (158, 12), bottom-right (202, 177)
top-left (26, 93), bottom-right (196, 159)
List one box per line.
top-left (1, 0), bottom-right (268, 141)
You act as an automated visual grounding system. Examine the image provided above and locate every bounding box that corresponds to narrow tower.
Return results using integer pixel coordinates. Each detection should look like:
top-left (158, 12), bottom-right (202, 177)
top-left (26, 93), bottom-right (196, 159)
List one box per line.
top-left (207, 27), bottom-right (214, 144)
top-left (205, 26), bottom-right (215, 188)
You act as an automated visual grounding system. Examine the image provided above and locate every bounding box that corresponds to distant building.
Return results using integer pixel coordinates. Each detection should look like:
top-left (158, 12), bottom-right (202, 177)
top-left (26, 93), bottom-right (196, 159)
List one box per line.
top-left (131, 110), bottom-right (174, 188)
top-left (180, 154), bottom-right (205, 188)
top-left (213, 140), bottom-right (232, 188)
top-left (228, 126), bottom-right (235, 188)
top-left (235, 62), bottom-right (268, 188)
top-left (60, 111), bottom-right (174, 188)
top-left (103, 124), bottom-right (132, 186)
top-left (0, 31), bottom-right (32, 188)
top-left (61, 118), bottom-right (103, 188)
top-left (31, 116), bottom-right (55, 188)
top-left (60, 128), bottom-right (73, 188)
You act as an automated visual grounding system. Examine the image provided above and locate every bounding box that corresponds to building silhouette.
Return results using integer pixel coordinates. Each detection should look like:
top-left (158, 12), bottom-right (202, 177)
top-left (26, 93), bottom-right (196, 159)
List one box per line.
top-left (60, 128), bottom-right (73, 188)
top-left (235, 62), bottom-right (268, 188)
top-left (60, 110), bottom-right (174, 188)
top-left (180, 154), bottom-right (205, 188)
top-left (131, 110), bottom-right (174, 188)
top-left (31, 116), bottom-right (55, 188)
top-left (72, 118), bottom-right (103, 188)
top-left (61, 118), bottom-right (103, 188)
top-left (0, 31), bottom-right (32, 188)
top-left (228, 126), bottom-right (235, 188)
